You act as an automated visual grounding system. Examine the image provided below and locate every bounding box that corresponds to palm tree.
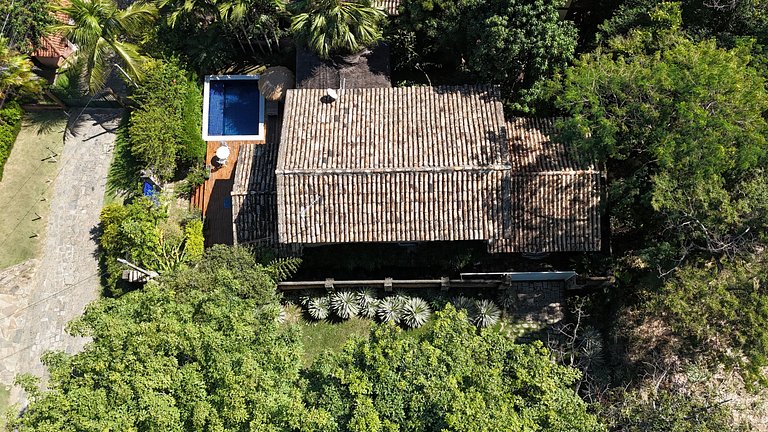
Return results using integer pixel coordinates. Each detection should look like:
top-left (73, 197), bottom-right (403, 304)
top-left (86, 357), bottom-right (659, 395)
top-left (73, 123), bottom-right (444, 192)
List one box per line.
top-left (291, 0), bottom-right (385, 59)
top-left (0, 37), bottom-right (41, 109)
top-left (53, 0), bottom-right (157, 93)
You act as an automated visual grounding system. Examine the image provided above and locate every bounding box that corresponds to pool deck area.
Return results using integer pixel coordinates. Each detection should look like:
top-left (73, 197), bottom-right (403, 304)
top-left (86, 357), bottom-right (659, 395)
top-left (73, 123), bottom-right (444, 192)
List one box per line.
top-left (192, 139), bottom-right (263, 246)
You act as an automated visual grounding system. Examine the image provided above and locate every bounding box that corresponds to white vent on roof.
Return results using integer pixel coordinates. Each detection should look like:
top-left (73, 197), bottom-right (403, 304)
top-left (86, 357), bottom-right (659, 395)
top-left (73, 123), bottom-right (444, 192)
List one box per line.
top-left (326, 88), bottom-right (338, 101)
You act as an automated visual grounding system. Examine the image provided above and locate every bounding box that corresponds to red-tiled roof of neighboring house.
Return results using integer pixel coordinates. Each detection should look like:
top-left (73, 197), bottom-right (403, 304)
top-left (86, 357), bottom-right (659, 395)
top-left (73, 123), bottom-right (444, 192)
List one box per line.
top-left (33, 34), bottom-right (73, 60)
top-left (33, 0), bottom-right (73, 63)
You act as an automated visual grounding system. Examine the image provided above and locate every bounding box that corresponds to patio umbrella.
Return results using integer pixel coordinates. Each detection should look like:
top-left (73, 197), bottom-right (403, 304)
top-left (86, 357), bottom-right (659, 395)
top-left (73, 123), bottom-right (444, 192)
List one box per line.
top-left (258, 66), bottom-right (295, 102)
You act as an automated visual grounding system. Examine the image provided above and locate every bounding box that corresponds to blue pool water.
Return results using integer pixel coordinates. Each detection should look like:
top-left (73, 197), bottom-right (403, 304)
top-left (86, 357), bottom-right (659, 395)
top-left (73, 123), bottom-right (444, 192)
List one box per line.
top-left (208, 80), bottom-right (261, 136)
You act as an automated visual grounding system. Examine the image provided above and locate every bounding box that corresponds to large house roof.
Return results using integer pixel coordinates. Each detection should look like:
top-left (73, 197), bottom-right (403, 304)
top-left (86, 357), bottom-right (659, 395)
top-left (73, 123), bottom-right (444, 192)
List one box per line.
top-left (274, 86), bottom-right (602, 252)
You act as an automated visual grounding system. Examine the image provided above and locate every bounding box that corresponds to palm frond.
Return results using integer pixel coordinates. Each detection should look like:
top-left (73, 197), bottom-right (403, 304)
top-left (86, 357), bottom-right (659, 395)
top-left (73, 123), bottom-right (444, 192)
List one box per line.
top-left (264, 257), bottom-right (302, 282)
top-left (451, 295), bottom-right (476, 315)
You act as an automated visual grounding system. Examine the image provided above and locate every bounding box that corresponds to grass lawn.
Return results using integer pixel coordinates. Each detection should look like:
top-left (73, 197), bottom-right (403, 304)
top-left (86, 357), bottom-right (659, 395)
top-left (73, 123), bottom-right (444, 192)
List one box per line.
top-left (0, 111), bottom-right (67, 269)
top-left (298, 316), bottom-right (435, 367)
top-left (299, 317), bottom-right (373, 367)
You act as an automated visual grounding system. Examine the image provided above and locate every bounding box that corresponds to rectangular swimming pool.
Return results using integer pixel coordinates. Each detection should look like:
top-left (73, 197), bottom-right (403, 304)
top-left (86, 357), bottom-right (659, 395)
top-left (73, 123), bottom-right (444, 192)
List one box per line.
top-left (202, 75), bottom-right (265, 141)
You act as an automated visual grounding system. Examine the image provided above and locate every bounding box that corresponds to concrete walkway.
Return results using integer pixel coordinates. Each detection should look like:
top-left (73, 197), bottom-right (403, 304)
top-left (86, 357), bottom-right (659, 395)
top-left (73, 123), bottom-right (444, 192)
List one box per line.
top-left (0, 109), bottom-right (121, 406)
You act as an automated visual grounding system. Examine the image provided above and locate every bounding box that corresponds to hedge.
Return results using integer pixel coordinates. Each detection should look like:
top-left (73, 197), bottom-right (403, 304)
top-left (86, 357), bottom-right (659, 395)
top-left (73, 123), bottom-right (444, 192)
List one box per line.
top-left (0, 101), bottom-right (24, 181)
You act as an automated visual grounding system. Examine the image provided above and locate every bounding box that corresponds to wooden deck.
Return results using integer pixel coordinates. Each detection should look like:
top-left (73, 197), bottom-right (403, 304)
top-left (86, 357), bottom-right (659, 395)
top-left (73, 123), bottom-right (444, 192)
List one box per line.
top-left (192, 140), bottom-right (262, 246)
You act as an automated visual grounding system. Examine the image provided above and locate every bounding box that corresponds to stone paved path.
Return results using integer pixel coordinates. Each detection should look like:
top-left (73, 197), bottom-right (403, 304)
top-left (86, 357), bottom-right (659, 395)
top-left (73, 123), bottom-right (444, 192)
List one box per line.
top-left (0, 110), bottom-right (121, 406)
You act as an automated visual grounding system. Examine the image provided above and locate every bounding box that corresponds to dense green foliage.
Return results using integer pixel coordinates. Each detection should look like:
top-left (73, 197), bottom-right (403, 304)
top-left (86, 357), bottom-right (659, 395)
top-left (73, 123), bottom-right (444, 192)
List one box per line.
top-left (308, 306), bottom-right (604, 431)
top-left (9, 247), bottom-right (327, 431)
top-left (0, 0), bottom-right (54, 54)
top-left (599, 0), bottom-right (768, 48)
top-left (598, 389), bottom-right (744, 431)
top-left (656, 257), bottom-right (768, 387)
top-left (0, 38), bottom-right (42, 105)
top-left (53, 0), bottom-right (157, 92)
top-left (9, 253), bottom-right (603, 430)
top-left (152, 0), bottom-right (289, 73)
top-left (0, 101), bottom-right (23, 181)
top-left (98, 197), bottom-right (203, 295)
top-left (392, 0), bottom-right (576, 111)
top-left (291, 0), bottom-right (386, 59)
top-left (553, 10), bottom-right (768, 266)
top-left (128, 59), bottom-right (205, 180)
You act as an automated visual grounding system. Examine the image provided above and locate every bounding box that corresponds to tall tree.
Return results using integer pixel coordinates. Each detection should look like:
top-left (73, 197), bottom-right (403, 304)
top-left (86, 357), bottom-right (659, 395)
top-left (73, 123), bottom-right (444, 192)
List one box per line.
top-left (392, 0), bottom-right (576, 112)
top-left (53, 0), bottom-right (157, 93)
top-left (291, 0), bottom-right (386, 59)
top-left (306, 306), bottom-right (605, 431)
top-left (552, 4), bottom-right (768, 268)
top-left (8, 246), bottom-right (324, 431)
top-left (154, 0), bottom-right (288, 73)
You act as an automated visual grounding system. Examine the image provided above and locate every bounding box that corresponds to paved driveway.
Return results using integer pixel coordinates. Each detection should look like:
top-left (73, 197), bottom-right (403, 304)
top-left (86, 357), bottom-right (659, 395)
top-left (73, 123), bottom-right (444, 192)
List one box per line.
top-left (0, 109), bottom-right (121, 406)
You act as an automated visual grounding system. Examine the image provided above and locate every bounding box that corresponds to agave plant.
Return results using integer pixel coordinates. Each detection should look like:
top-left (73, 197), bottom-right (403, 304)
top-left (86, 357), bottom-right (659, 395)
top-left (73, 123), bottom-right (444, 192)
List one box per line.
top-left (400, 297), bottom-right (432, 329)
top-left (451, 295), bottom-right (476, 315)
top-left (331, 290), bottom-right (360, 319)
top-left (279, 303), bottom-right (303, 325)
top-left (472, 299), bottom-right (501, 328)
top-left (377, 296), bottom-right (404, 324)
top-left (298, 290), bottom-right (313, 307)
top-left (497, 288), bottom-right (517, 313)
top-left (356, 288), bottom-right (378, 318)
top-left (307, 296), bottom-right (331, 320)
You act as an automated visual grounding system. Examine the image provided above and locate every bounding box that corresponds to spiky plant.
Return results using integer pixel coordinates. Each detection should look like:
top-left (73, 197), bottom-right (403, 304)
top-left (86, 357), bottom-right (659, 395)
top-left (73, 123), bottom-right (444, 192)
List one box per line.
top-left (298, 290), bottom-right (313, 307)
top-left (279, 303), bottom-right (303, 325)
top-left (472, 299), bottom-right (501, 328)
top-left (356, 288), bottom-right (378, 318)
top-left (331, 290), bottom-right (360, 319)
top-left (451, 295), bottom-right (476, 315)
top-left (497, 289), bottom-right (517, 314)
top-left (377, 296), bottom-right (404, 324)
top-left (400, 297), bottom-right (432, 329)
top-left (307, 296), bottom-right (331, 320)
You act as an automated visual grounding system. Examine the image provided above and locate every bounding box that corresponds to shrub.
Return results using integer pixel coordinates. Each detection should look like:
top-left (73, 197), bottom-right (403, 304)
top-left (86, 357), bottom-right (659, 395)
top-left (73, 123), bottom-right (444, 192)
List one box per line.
top-left (330, 290), bottom-right (360, 319)
top-left (0, 101), bottom-right (23, 180)
top-left (128, 59), bottom-right (204, 181)
top-left (451, 295), bottom-right (476, 315)
top-left (356, 288), bottom-right (378, 318)
top-left (472, 299), bottom-right (501, 328)
top-left (176, 164), bottom-right (208, 198)
top-left (400, 297), bottom-right (431, 328)
top-left (183, 219), bottom-right (204, 261)
top-left (377, 296), bottom-right (404, 324)
top-left (307, 296), bottom-right (331, 320)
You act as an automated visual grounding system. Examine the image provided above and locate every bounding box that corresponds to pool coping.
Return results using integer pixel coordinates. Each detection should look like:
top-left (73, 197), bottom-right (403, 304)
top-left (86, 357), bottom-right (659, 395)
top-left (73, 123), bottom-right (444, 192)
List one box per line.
top-left (202, 75), bottom-right (266, 142)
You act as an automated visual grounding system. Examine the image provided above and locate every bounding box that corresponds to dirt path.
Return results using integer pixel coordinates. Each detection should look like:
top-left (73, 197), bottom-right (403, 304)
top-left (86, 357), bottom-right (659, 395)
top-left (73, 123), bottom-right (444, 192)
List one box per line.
top-left (0, 109), bottom-right (121, 408)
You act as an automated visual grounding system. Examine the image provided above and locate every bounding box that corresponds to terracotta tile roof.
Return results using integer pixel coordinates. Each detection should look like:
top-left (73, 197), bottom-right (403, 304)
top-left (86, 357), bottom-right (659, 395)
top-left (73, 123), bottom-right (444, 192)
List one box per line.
top-left (232, 117), bottom-right (282, 246)
top-left (296, 44), bottom-right (391, 90)
top-left (33, 0), bottom-right (73, 62)
top-left (375, 0), bottom-right (400, 15)
top-left (507, 117), bottom-right (592, 171)
top-left (277, 86), bottom-right (508, 171)
top-left (33, 34), bottom-right (73, 60)
top-left (272, 86), bottom-right (602, 252)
